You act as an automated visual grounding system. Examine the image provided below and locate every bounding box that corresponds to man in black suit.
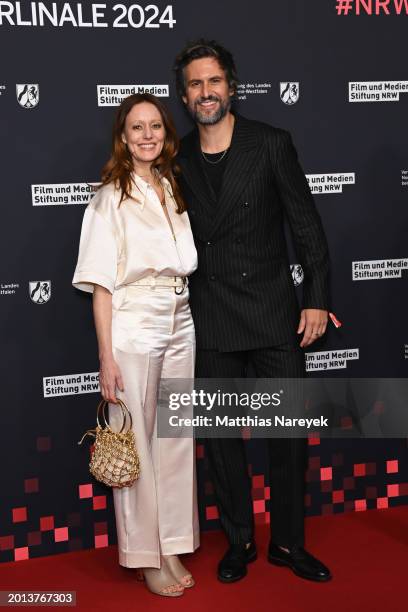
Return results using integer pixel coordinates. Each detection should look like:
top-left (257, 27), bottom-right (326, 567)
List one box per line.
top-left (173, 40), bottom-right (332, 583)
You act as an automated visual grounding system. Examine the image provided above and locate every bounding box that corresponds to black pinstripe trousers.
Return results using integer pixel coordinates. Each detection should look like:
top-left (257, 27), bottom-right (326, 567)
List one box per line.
top-left (196, 342), bottom-right (307, 549)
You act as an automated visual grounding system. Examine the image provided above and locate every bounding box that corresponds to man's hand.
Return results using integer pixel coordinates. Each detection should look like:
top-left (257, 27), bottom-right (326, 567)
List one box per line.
top-left (297, 308), bottom-right (328, 348)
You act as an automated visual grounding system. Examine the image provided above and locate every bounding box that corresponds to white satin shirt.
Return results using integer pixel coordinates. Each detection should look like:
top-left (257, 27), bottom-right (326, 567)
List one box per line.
top-left (72, 174), bottom-right (198, 294)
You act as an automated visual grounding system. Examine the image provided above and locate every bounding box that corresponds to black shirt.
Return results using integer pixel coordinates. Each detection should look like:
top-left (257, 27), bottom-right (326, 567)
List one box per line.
top-left (201, 149), bottom-right (229, 200)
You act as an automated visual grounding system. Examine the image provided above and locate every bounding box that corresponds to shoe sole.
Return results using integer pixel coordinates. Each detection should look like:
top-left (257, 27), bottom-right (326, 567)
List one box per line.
top-left (146, 588), bottom-right (184, 597)
top-left (267, 556), bottom-right (332, 582)
top-left (217, 551), bottom-right (258, 584)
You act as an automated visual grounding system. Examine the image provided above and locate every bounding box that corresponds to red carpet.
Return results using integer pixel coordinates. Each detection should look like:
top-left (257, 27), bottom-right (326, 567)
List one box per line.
top-left (1, 506), bottom-right (407, 611)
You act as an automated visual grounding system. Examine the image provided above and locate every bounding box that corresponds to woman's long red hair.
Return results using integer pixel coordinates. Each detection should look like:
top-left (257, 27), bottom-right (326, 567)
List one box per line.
top-left (101, 93), bottom-right (186, 213)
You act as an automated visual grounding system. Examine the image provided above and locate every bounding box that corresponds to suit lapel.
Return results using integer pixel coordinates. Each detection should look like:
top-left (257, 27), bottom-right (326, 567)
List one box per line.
top-left (178, 129), bottom-right (217, 215)
top-left (179, 114), bottom-right (262, 238)
top-left (208, 114), bottom-right (260, 238)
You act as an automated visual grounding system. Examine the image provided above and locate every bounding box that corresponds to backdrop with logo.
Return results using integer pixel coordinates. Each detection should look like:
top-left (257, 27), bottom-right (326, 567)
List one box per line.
top-left (0, 1), bottom-right (407, 562)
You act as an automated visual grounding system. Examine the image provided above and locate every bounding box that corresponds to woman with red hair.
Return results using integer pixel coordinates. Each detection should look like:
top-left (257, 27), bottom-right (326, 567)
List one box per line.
top-left (73, 94), bottom-right (199, 597)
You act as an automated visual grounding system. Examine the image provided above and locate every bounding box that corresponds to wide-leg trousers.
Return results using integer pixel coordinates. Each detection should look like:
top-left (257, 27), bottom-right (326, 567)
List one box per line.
top-left (196, 343), bottom-right (307, 549)
top-left (108, 284), bottom-right (200, 568)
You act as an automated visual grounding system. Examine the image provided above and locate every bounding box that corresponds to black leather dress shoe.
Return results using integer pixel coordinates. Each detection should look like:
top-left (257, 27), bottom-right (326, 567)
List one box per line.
top-left (268, 543), bottom-right (332, 582)
top-left (217, 541), bottom-right (257, 583)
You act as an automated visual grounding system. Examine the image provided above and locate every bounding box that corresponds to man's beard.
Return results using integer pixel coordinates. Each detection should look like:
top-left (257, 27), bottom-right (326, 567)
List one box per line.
top-left (188, 95), bottom-right (231, 125)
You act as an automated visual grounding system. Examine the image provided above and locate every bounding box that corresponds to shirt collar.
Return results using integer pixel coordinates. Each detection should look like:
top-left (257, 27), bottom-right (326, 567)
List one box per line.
top-left (131, 173), bottom-right (171, 211)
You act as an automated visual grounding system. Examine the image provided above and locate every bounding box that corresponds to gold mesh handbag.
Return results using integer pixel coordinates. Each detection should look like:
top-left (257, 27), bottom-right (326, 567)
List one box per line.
top-left (78, 398), bottom-right (141, 488)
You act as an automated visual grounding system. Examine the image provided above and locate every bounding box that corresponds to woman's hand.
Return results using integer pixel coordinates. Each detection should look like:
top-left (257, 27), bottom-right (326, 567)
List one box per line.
top-left (99, 355), bottom-right (124, 403)
top-left (92, 284), bottom-right (123, 402)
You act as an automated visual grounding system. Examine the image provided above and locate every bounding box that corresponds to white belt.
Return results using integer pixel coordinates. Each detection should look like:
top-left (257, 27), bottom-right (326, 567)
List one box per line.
top-left (128, 275), bottom-right (187, 288)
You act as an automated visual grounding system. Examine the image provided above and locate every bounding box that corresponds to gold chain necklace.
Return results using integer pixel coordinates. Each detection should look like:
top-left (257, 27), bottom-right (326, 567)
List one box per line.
top-left (201, 148), bottom-right (229, 165)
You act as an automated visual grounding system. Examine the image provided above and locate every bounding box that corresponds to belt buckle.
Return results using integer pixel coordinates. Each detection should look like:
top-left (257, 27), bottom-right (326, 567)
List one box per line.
top-left (174, 276), bottom-right (186, 295)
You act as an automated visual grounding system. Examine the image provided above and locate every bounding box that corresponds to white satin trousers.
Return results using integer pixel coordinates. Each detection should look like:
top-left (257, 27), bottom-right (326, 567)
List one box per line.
top-left (108, 284), bottom-right (200, 568)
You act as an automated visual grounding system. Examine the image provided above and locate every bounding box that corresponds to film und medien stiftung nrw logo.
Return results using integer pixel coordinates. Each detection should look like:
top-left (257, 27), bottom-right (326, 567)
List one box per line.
top-left (306, 349), bottom-right (359, 372)
top-left (43, 372), bottom-right (100, 398)
top-left (349, 81), bottom-right (408, 103)
top-left (29, 281), bottom-right (51, 304)
top-left (32, 183), bottom-right (99, 206)
top-left (280, 82), bottom-right (299, 105)
top-left (352, 259), bottom-right (408, 280)
top-left (16, 84), bottom-right (39, 108)
top-left (290, 264), bottom-right (304, 287)
top-left (306, 173), bottom-right (355, 194)
top-left (97, 84), bottom-right (169, 106)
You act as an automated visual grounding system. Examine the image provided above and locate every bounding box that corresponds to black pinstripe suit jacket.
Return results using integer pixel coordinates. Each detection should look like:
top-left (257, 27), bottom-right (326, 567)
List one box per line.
top-left (177, 113), bottom-right (330, 351)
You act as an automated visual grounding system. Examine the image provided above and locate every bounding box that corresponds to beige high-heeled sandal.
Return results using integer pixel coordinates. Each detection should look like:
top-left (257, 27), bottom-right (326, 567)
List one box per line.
top-left (136, 563), bottom-right (184, 597)
top-left (163, 555), bottom-right (195, 588)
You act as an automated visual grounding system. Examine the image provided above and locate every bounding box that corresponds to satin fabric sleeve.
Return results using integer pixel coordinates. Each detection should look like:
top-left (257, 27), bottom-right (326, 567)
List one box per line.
top-left (72, 200), bottom-right (119, 295)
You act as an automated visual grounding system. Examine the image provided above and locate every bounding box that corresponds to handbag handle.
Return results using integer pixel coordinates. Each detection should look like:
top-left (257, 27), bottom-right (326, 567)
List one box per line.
top-left (78, 397), bottom-right (133, 445)
top-left (96, 398), bottom-right (133, 433)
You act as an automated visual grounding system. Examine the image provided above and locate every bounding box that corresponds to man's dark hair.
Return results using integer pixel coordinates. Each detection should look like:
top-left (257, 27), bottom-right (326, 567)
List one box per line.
top-left (173, 39), bottom-right (238, 97)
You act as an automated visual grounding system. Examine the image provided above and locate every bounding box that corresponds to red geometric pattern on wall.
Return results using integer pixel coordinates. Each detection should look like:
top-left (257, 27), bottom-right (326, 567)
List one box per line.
top-left (1, 438), bottom-right (407, 563)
